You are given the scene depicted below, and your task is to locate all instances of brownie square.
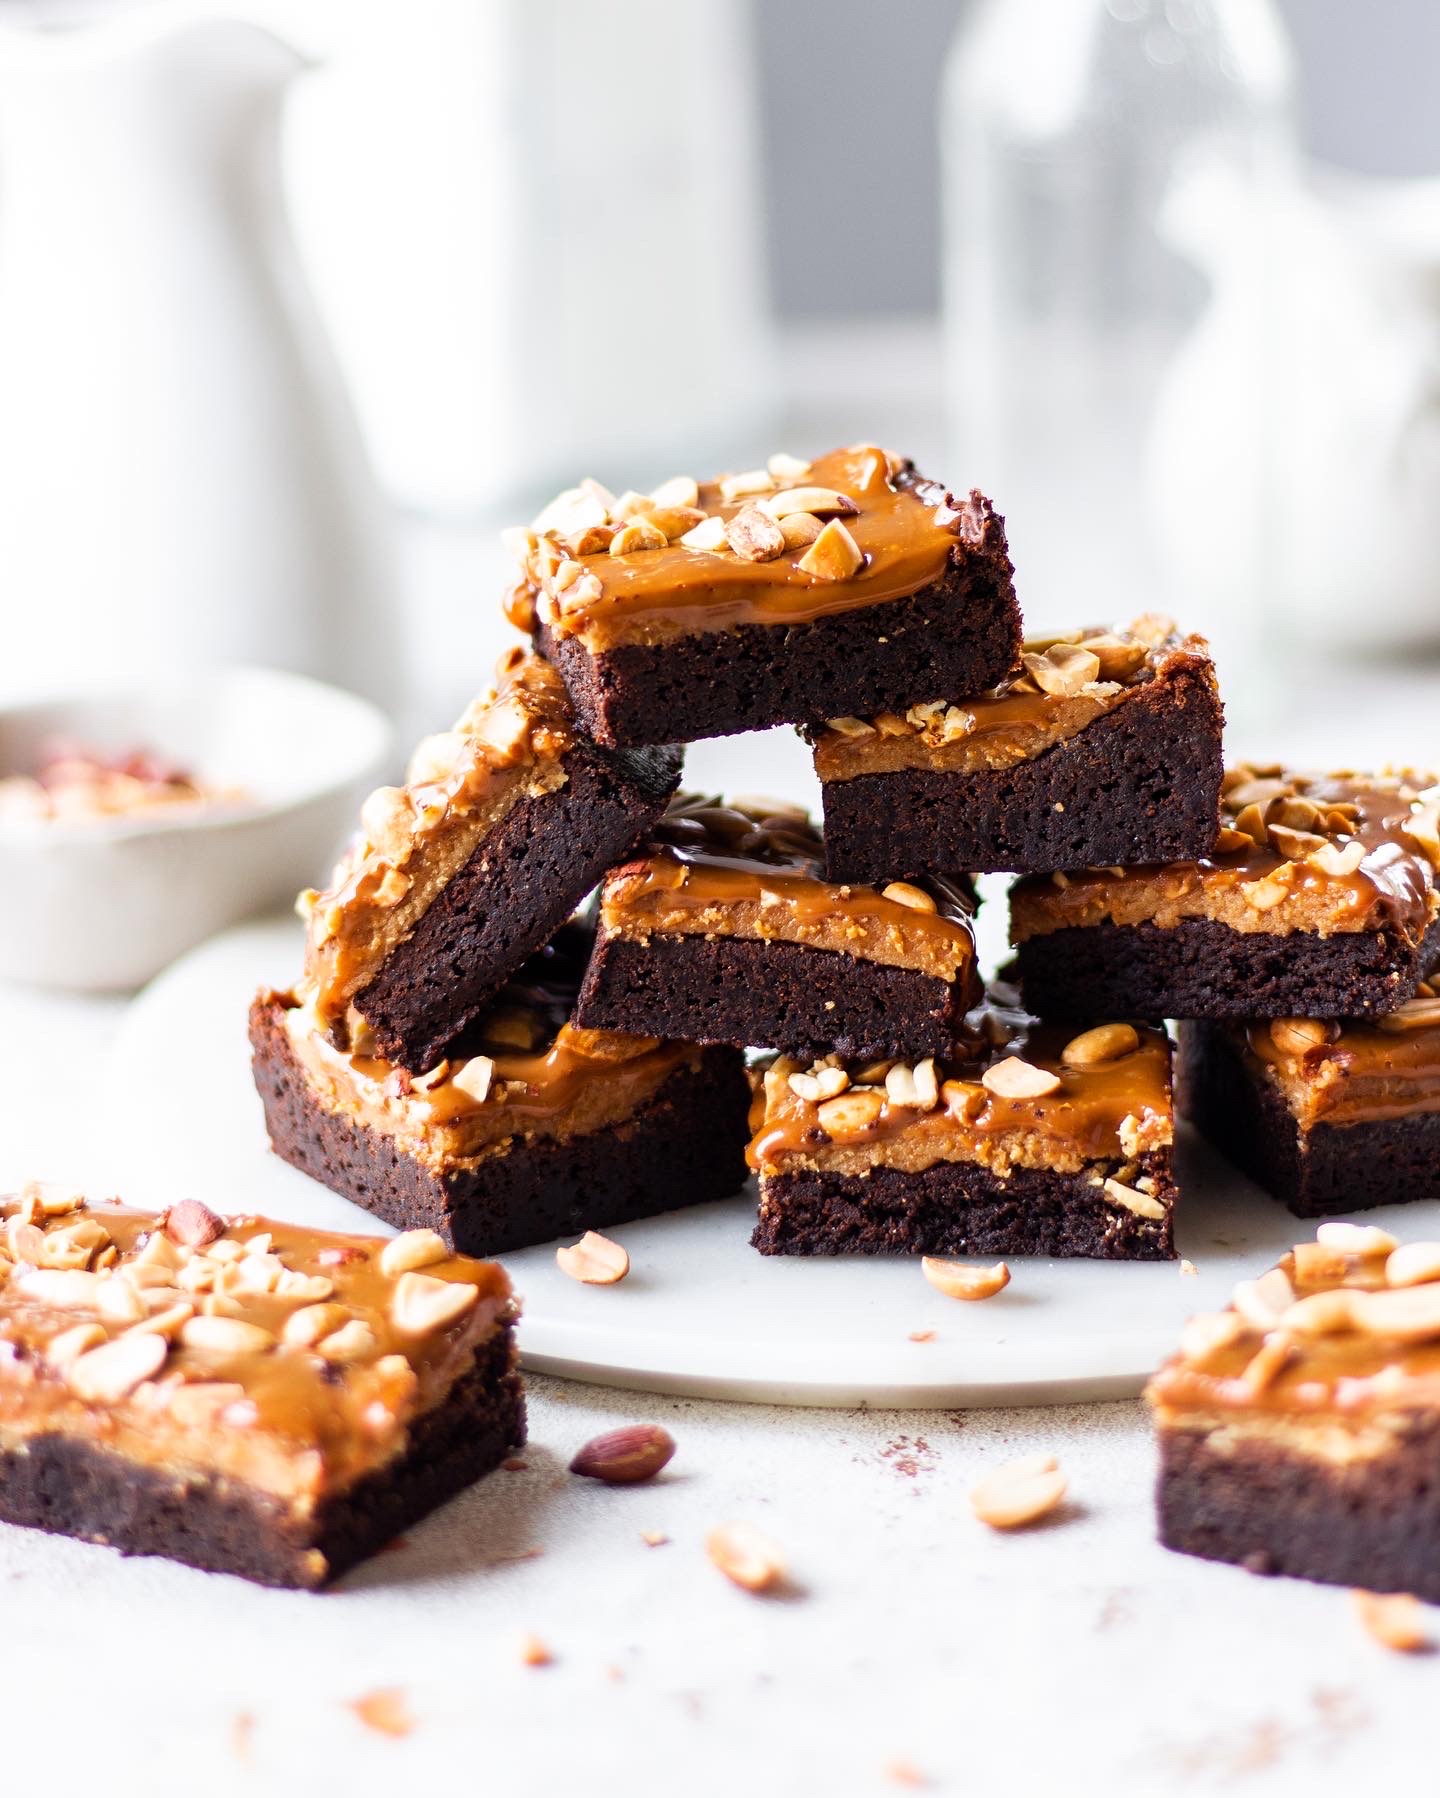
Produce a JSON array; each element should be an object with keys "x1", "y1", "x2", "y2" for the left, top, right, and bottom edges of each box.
[
  {"x1": 813, "y1": 619, "x2": 1223, "y2": 880},
  {"x1": 251, "y1": 925, "x2": 752, "y2": 1257},
  {"x1": 573, "y1": 796, "x2": 979, "y2": 1060},
  {"x1": 300, "y1": 649, "x2": 682, "y2": 1073},
  {"x1": 1148, "y1": 1223, "x2": 1440, "y2": 1599},
  {"x1": 0, "y1": 1187, "x2": 523, "y2": 1588},
  {"x1": 1011, "y1": 767, "x2": 1440, "y2": 1020},
  {"x1": 1177, "y1": 998, "x2": 1440, "y2": 1216},
  {"x1": 504, "y1": 446, "x2": 1021, "y2": 747},
  {"x1": 748, "y1": 994, "x2": 1177, "y2": 1260}
]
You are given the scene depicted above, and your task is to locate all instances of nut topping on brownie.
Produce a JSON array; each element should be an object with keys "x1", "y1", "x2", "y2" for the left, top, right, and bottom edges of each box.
[
  {"x1": 502, "y1": 445, "x2": 994, "y2": 652},
  {"x1": 1013, "y1": 766, "x2": 1440, "y2": 942},
  {"x1": 274, "y1": 926, "x2": 706, "y2": 1171},
  {"x1": 0, "y1": 1188, "x2": 514, "y2": 1507},
  {"x1": 748, "y1": 997, "x2": 1172, "y2": 1184},
  {"x1": 300, "y1": 649, "x2": 577, "y2": 1037},
  {"x1": 812, "y1": 616, "x2": 1206, "y2": 781}
]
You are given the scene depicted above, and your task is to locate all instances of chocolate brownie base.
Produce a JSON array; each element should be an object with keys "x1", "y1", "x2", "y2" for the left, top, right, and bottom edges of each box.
[
  {"x1": 251, "y1": 999, "x2": 751, "y2": 1256},
  {"x1": 1014, "y1": 916, "x2": 1440, "y2": 1023},
  {"x1": 537, "y1": 558, "x2": 1022, "y2": 749},
  {"x1": 354, "y1": 739, "x2": 682, "y2": 1072},
  {"x1": 819, "y1": 661, "x2": 1223, "y2": 881},
  {"x1": 0, "y1": 1329, "x2": 524, "y2": 1589},
  {"x1": 574, "y1": 928, "x2": 973, "y2": 1060},
  {"x1": 752, "y1": 1155, "x2": 1176, "y2": 1259},
  {"x1": 1177, "y1": 1018, "x2": 1440, "y2": 1216},
  {"x1": 1157, "y1": 1418, "x2": 1440, "y2": 1600}
]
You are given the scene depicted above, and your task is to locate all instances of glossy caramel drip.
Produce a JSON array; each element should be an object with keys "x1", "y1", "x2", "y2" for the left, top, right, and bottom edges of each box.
[
  {"x1": 1147, "y1": 1237, "x2": 1440, "y2": 1419},
  {"x1": 811, "y1": 620, "x2": 1211, "y2": 781},
  {"x1": 1240, "y1": 1010, "x2": 1440, "y2": 1128},
  {"x1": 302, "y1": 650, "x2": 576, "y2": 1034},
  {"x1": 0, "y1": 1196, "x2": 512, "y2": 1502},
  {"x1": 1011, "y1": 769, "x2": 1440, "y2": 942},
  {"x1": 601, "y1": 795, "x2": 976, "y2": 976},
  {"x1": 748, "y1": 992, "x2": 1172, "y2": 1175},
  {"x1": 509, "y1": 446, "x2": 992, "y2": 651}
]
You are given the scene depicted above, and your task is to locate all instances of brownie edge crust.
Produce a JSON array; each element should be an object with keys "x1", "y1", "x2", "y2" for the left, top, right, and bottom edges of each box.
[
  {"x1": 752, "y1": 1157, "x2": 1177, "y2": 1261},
  {"x1": 0, "y1": 1327, "x2": 525, "y2": 1589},
  {"x1": 250, "y1": 998, "x2": 752, "y2": 1257},
  {"x1": 538, "y1": 561, "x2": 1022, "y2": 749},
  {"x1": 1156, "y1": 1418, "x2": 1440, "y2": 1601}
]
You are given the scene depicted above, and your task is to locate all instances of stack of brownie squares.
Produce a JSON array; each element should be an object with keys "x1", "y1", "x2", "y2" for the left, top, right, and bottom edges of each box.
[{"x1": 251, "y1": 439, "x2": 1440, "y2": 1266}]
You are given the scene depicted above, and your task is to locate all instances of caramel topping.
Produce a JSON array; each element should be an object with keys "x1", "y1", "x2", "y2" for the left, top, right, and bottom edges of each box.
[
  {"x1": 812, "y1": 618, "x2": 1211, "y2": 782},
  {"x1": 277, "y1": 925, "x2": 701, "y2": 1169},
  {"x1": 747, "y1": 989, "x2": 1173, "y2": 1181},
  {"x1": 1147, "y1": 1227, "x2": 1440, "y2": 1422},
  {"x1": 0, "y1": 1190, "x2": 512, "y2": 1506},
  {"x1": 504, "y1": 447, "x2": 1000, "y2": 653},
  {"x1": 301, "y1": 651, "x2": 575, "y2": 1035},
  {"x1": 1011, "y1": 767, "x2": 1440, "y2": 944},
  {"x1": 1232, "y1": 1002, "x2": 1440, "y2": 1129},
  {"x1": 600, "y1": 795, "x2": 977, "y2": 983}
]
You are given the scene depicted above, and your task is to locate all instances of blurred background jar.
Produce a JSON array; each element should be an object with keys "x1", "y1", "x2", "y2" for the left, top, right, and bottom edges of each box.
[{"x1": 940, "y1": 0, "x2": 1297, "y2": 704}]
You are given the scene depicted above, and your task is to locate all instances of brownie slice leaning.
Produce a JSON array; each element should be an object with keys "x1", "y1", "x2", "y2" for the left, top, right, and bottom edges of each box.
[
  {"x1": 252, "y1": 923, "x2": 752, "y2": 1258},
  {"x1": 300, "y1": 648, "x2": 681, "y2": 1073},
  {"x1": 1148, "y1": 1221, "x2": 1440, "y2": 1600},
  {"x1": 1178, "y1": 989, "x2": 1440, "y2": 1216},
  {"x1": 502, "y1": 444, "x2": 1022, "y2": 747},
  {"x1": 1011, "y1": 766, "x2": 1440, "y2": 1020},
  {"x1": 749, "y1": 990, "x2": 1177, "y2": 1260},
  {"x1": 574, "y1": 795, "x2": 980, "y2": 1061},
  {"x1": 813, "y1": 616, "x2": 1223, "y2": 880},
  {"x1": 0, "y1": 1186, "x2": 523, "y2": 1589}
]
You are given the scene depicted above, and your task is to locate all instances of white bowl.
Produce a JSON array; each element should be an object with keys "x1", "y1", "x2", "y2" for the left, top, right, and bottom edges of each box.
[{"x1": 0, "y1": 667, "x2": 392, "y2": 991}]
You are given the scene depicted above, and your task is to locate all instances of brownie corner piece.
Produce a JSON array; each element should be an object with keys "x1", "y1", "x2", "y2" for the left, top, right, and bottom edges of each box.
[
  {"x1": 509, "y1": 445, "x2": 1020, "y2": 746},
  {"x1": 748, "y1": 1004, "x2": 1178, "y2": 1260},
  {"x1": 1147, "y1": 1224, "x2": 1440, "y2": 1600},
  {"x1": 1178, "y1": 1005, "x2": 1440, "y2": 1217},
  {"x1": 0, "y1": 1189, "x2": 523, "y2": 1588},
  {"x1": 816, "y1": 619, "x2": 1223, "y2": 879},
  {"x1": 1011, "y1": 767, "x2": 1440, "y2": 1020},
  {"x1": 302, "y1": 648, "x2": 682, "y2": 1073}
]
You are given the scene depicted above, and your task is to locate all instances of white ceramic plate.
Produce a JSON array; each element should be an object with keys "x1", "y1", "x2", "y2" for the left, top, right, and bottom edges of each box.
[{"x1": 101, "y1": 917, "x2": 1440, "y2": 1408}]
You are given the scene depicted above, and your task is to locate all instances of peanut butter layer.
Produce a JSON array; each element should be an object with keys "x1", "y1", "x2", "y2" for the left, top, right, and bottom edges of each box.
[
  {"x1": 813, "y1": 617, "x2": 1211, "y2": 781},
  {"x1": 1147, "y1": 1224, "x2": 1440, "y2": 1441},
  {"x1": 1228, "y1": 992, "x2": 1440, "y2": 1130},
  {"x1": 747, "y1": 996, "x2": 1172, "y2": 1186},
  {"x1": 301, "y1": 650, "x2": 575, "y2": 1036},
  {"x1": 502, "y1": 446, "x2": 988, "y2": 654},
  {"x1": 1011, "y1": 767, "x2": 1440, "y2": 944},
  {"x1": 0, "y1": 1187, "x2": 512, "y2": 1508},
  {"x1": 277, "y1": 927, "x2": 699, "y2": 1172},
  {"x1": 599, "y1": 795, "x2": 977, "y2": 983}
]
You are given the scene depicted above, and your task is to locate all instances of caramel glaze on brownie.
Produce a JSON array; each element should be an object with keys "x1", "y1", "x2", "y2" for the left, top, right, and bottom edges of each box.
[
  {"x1": 0, "y1": 1187, "x2": 519, "y2": 1584},
  {"x1": 504, "y1": 446, "x2": 992, "y2": 653},
  {"x1": 811, "y1": 616, "x2": 1213, "y2": 781},
  {"x1": 1011, "y1": 766, "x2": 1440, "y2": 948},
  {"x1": 1148, "y1": 1225, "x2": 1440, "y2": 1596},
  {"x1": 273, "y1": 926, "x2": 707, "y2": 1175},
  {"x1": 301, "y1": 649, "x2": 577, "y2": 1037},
  {"x1": 593, "y1": 795, "x2": 978, "y2": 984}
]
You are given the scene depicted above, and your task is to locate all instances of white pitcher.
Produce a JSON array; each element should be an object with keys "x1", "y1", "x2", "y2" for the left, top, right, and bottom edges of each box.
[
  {"x1": 0, "y1": 7, "x2": 399, "y2": 706},
  {"x1": 1147, "y1": 161, "x2": 1440, "y2": 657}
]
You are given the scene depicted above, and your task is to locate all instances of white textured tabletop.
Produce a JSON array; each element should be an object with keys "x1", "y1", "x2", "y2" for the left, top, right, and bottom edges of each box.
[{"x1": 1, "y1": 974, "x2": 1436, "y2": 1798}]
